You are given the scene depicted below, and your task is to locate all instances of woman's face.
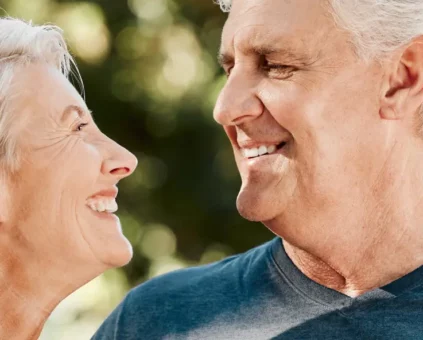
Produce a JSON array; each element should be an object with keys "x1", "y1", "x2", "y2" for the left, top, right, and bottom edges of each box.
[{"x1": 5, "y1": 62, "x2": 137, "y2": 272}]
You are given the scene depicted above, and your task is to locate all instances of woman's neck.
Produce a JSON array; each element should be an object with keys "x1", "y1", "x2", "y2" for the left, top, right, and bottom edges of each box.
[
  {"x1": 0, "y1": 286, "x2": 47, "y2": 340},
  {"x1": 0, "y1": 233, "x2": 100, "y2": 339},
  {"x1": 0, "y1": 258, "x2": 53, "y2": 339}
]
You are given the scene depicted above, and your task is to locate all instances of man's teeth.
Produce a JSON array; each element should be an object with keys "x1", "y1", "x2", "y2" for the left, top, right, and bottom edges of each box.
[
  {"x1": 86, "y1": 197, "x2": 118, "y2": 213},
  {"x1": 242, "y1": 144, "x2": 277, "y2": 158}
]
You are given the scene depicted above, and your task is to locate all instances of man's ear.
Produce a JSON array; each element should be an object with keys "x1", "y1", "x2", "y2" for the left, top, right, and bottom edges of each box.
[{"x1": 380, "y1": 38, "x2": 423, "y2": 120}]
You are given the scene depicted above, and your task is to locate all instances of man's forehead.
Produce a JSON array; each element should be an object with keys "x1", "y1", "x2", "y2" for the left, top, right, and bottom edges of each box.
[
  {"x1": 228, "y1": 0, "x2": 328, "y2": 17},
  {"x1": 220, "y1": 26, "x2": 300, "y2": 53},
  {"x1": 219, "y1": 23, "x2": 318, "y2": 66},
  {"x1": 221, "y1": 0, "x2": 332, "y2": 54}
]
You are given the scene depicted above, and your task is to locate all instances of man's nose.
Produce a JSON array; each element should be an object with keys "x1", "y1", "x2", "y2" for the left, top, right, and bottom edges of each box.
[
  {"x1": 101, "y1": 137, "x2": 138, "y2": 181},
  {"x1": 213, "y1": 69, "x2": 264, "y2": 126}
]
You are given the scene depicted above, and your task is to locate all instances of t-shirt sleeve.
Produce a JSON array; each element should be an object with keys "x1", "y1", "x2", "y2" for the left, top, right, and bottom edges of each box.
[
  {"x1": 90, "y1": 255, "x2": 244, "y2": 340},
  {"x1": 91, "y1": 290, "x2": 134, "y2": 340}
]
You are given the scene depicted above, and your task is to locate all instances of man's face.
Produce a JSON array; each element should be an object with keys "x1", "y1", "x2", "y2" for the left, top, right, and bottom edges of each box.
[{"x1": 214, "y1": 0, "x2": 391, "y2": 233}]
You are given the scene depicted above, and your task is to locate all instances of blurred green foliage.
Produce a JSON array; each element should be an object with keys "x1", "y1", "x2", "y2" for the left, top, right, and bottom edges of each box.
[{"x1": 0, "y1": 0, "x2": 274, "y2": 337}]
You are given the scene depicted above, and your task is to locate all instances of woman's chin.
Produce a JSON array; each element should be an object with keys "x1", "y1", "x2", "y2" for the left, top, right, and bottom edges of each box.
[
  {"x1": 100, "y1": 238, "x2": 133, "y2": 268},
  {"x1": 83, "y1": 214, "x2": 134, "y2": 268}
]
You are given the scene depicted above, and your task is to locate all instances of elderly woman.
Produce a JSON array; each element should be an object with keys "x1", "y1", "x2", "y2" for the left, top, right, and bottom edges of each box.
[{"x1": 0, "y1": 18, "x2": 137, "y2": 339}]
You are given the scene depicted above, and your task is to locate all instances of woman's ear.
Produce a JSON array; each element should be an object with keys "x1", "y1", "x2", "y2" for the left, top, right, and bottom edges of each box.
[{"x1": 380, "y1": 38, "x2": 423, "y2": 120}]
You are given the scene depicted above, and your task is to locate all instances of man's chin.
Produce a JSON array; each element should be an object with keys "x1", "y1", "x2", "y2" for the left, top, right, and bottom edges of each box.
[{"x1": 236, "y1": 189, "x2": 279, "y2": 222}]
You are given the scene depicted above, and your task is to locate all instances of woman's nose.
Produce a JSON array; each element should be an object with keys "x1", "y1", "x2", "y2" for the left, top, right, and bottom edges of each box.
[{"x1": 101, "y1": 138, "x2": 138, "y2": 181}]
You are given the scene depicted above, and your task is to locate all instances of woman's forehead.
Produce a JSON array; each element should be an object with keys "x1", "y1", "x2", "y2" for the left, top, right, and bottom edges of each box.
[{"x1": 11, "y1": 62, "x2": 86, "y2": 120}]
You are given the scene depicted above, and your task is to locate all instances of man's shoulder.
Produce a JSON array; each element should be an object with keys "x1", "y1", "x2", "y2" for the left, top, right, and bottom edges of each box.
[
  {"x1": 128, "y1": 238, "x2": 274, "y2": 305},
  {"x1": 92, "y1": 239, "x2": 277, "y2": 339}
]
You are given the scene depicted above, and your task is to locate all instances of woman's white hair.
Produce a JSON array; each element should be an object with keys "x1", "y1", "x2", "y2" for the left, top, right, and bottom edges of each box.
[
  {"x1": 214, "y1": 0, "x2": 423, "y2": 61},
  {"x1": 0, "y1": 17, "x2": 82, "y2": 172}
]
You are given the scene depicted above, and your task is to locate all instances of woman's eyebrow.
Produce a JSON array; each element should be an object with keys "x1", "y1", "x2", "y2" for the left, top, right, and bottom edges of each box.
[{"x1": 60, "y1": 104, "x2": 92, "y2": 122}]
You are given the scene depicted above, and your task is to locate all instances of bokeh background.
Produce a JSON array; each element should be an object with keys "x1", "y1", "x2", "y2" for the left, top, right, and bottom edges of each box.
[{"x1": 0, "y1": 0, "x2": 274, "y2": 338}]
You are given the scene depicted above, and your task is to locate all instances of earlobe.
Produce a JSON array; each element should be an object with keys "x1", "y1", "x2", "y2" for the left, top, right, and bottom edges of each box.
[{"x1": 379, "y1": 103, "x2": 399, "y2": 120}]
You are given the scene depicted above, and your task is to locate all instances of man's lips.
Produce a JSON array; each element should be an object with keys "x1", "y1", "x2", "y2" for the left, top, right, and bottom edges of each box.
[
  {"x1": 237, "y1": 140, "x2": 287, "y2": 149},
  {"x1": 224, "y1": 125, "x2": 291, "y2": 159},
  {"x1": 239, "y1": 142, "x2": 287, "y2": 158}
]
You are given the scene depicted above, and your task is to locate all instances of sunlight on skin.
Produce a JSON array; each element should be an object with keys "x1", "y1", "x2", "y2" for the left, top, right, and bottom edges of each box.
[
  {"x1": 214, "y1": 0, "x2": 423, "y2": 296},
  {"x1": 0, "y1": 62, "x2": 137, "y2": 339}
]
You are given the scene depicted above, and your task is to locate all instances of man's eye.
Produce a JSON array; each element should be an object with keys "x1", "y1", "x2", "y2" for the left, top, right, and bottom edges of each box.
[{"x1": 262, "y1": 62, "x2": 296, "y2": 79}]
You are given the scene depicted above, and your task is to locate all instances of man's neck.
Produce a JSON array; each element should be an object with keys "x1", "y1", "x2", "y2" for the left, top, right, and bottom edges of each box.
[
  {"x1": 279, "y1": 191, "x2": 423, "y2": 297},
  {"x1": 283, "y1": 236, "x2": 423, "y2": 297},
  {"x1": 271, "y1": 143, "x2": 423, "y2": 297}
]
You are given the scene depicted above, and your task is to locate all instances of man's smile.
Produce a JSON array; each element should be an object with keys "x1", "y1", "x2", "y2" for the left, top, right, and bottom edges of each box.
[{"x1": 240, "y1": 142, "x2": 287, "y2": 159}]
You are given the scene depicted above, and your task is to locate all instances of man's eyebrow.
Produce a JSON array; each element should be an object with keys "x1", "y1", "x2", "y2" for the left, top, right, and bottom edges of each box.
[
  {"x1": 217, "y1": 44, "x2": 312, "y2": 67},
  {"x1": 253, "y1": 45, "x2": 296, "y2": 58},
  {"x1": 61, "y1": 104, "x2": 92, "y2": 122}
]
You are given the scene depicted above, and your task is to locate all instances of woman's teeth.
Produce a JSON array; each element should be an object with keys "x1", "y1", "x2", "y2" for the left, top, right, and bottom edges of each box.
[{"x1": 86, "y1": 197, "x2": 118, "y2": 213}]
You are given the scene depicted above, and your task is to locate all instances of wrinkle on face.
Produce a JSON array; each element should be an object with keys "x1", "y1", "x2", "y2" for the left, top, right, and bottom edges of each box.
[
  {"x1": 74, "y1": 203, "x2": 101, "y2": 266},
  {"x1": 4, "y1": 63, "x2": 101, "y2": 254},
  {"x1": 218, "y1": 0, "x2": 385, "y2": 226},
  {"x1": 225, "y1": 0, "x2": 340, "y2": 60},
  {"x1": 218, "y1": 0, "x2": 423, "y2": 295}
]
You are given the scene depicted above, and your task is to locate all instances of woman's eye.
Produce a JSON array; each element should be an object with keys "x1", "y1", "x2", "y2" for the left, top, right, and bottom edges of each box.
[{"x1": 76, "y1": 123, "x2": 89, "y2": 131}]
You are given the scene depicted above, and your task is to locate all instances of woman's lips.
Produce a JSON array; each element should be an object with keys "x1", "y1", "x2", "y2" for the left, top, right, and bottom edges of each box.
[
  {"x1": 88, "y1": 188, "x2": 118, "y2": 200},
  {"x1": 86, "y1": 186, "x2": 119, "y2": 213},
  {"x1": 86, "y1": 196, "x2": 118, "y2": 213},
  {"x1": 86, "y1": 206, "x2": 119, "y2": 222}
]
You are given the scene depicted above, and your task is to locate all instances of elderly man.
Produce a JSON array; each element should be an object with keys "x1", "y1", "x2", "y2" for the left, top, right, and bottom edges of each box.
[{"x1": 93, "y1": 0, "x2": 423, "y2": 339}]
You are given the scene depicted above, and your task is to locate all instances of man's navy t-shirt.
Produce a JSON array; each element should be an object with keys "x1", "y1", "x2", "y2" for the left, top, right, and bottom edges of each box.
[{"x1": 93, "y1": 238, "x2": 423, "y2": 339}]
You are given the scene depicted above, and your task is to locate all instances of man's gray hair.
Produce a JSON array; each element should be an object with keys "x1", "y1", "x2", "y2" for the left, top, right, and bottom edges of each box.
[
  {"x1": 214, "y1": 0, "x2": 423, "y2": 61},
  {"x1": 0, "y1": 18, "x2": 81, "y2": 172}
]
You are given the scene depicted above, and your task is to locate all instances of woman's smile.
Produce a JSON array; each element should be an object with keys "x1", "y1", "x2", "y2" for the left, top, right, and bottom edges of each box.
[{"x1": 0, "y1": 18, "x2": 138, "y2": 339}]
